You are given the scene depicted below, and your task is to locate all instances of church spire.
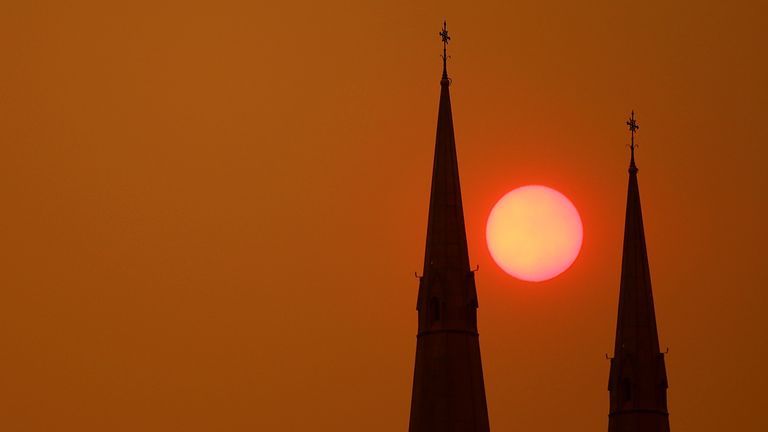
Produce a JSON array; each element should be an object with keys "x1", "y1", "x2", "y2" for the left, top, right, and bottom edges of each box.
[
  {"x1": 608, "y1": 112, "x2": 671, "y2": 432},
  {"x1": 408, "y1": 25, "x2": 490, "y2": 432}
]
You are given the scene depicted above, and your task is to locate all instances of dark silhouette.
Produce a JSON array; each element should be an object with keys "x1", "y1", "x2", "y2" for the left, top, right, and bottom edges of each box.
[
  {"x1": 408, "y1": 23, "x2": 491, "y2": 432},
  {"x1": 607, "y1": 112, "x2": 671, "y2": 432}
]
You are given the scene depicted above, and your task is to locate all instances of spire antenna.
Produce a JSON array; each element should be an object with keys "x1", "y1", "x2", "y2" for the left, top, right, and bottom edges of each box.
[
  {"x1": 439, "y1": 21, "x2": 451, "y2": 80},
  {"x1": 626, "y1": 111, "x2": 639, "y2": 171}
]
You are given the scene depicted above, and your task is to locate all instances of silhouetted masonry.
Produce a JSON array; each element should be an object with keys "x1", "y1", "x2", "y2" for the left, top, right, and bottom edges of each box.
[
  {"x1": 608, "y1": 113, "x2": 671, "y2": 432},
  {"x1": 408, "y1": 23, "x2": 491, "y2": 432}
]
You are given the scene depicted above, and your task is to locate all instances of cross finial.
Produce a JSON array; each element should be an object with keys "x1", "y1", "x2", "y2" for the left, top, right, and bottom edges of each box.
[
  {"x1": 626, "y1": 111, "x2": 639, "y2": 171},
  {"x1": 440, "y1": 21, "x2": 451, "y2": 79}
]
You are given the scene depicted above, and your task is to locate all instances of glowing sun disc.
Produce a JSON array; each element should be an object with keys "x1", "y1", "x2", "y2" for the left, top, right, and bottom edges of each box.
[{"x1": 486, "y1": 185, "x2": 583, "y2": 282}]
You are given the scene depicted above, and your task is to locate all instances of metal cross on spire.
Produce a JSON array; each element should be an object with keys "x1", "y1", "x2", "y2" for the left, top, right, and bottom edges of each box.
[
  {"x1": 440, "y1": 21, "x2": 450, "y2": 79},
  {"x1": 626, "y1": 111, "x2": 639, "y2": 170}
]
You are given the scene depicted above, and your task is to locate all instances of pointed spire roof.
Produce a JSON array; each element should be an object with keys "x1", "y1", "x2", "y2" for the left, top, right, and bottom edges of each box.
[
  {"x1": 614, "y1": 111, "x2": 661, "y2": 356},
  {"x1": 422, "y1": 21, "x2": 470, "y2": 275}
]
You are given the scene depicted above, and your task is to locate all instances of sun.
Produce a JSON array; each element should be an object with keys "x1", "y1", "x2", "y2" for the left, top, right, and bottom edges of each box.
[{"x1": 486, "y1": 185, "x2": 583, "y2": 282}]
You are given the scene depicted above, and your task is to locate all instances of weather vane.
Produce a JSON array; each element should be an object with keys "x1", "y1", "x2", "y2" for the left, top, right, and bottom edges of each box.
[
  {"x1": 440, "y1": 21, "x2": 451, "y2": 57},
  {"x1": 626, "y1": 111, "x2": 639, "y2": 167},
  {"x1": 440, "y1": 21, "x2": 450, "y2": 78}
]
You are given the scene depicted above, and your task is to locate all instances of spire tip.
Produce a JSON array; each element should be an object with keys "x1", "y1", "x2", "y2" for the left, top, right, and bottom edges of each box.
[
  {"x1": 626, "y1": 111, "x2": 639, "y2": 172},
  {"x1": 439, "y1": 21, "x2": 451, "y2": 83}
]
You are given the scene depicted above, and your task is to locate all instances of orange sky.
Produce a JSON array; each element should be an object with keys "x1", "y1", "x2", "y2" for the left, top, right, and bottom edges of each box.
[{"x1": 1, "y1": 1, "x2": 767, "y2": 431}]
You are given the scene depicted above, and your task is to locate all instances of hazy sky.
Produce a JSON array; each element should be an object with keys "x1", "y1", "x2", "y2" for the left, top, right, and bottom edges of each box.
[{"x1": 1, "y1": 1, "x2": 767, "y2": 431}]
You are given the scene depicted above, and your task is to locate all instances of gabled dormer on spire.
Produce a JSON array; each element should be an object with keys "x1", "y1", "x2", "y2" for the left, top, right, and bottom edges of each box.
[
  {"x1": 608, "y1": 112, "x2": 671, "y2": 432},
  {"x1": 408, "y1": 24, "x2": 490, "y2": 432}
]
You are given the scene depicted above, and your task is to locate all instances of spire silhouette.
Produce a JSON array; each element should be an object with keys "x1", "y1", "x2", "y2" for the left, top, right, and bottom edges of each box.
[
  {"x1": 408, "y1": 25, "x2": 490, "y2": 432},
  {"x1": 608, "y1": 112, "x2": 670, "y2": 432},
  {"x1": 421, "y1": 22, "x2": 466, "y2": 276}
]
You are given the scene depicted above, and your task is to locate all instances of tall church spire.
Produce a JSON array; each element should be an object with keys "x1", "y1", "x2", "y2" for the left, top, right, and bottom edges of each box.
[
  {"x1": 408, "y1": 25, "x2": 490, "y2": 432},
  {"x1": 608, "y1": 112, "x2": 671, "y2": 432}
]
